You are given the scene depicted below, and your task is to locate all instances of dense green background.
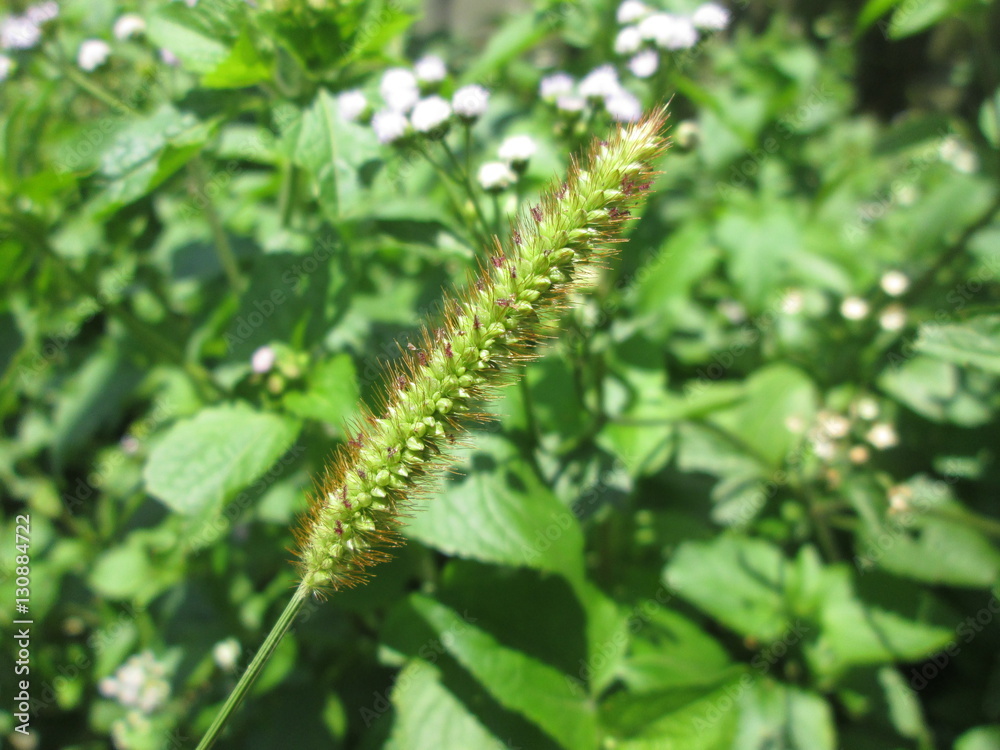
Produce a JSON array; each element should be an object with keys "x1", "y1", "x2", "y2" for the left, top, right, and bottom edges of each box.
[{"x1": 2, "y1": 0, "x2": 1000, "y2": 748}]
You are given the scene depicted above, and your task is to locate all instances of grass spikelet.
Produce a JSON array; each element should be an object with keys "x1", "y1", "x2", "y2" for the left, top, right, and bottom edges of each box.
[{"x1": 296, "y1": 108, "x2": 670, "y2": 594}]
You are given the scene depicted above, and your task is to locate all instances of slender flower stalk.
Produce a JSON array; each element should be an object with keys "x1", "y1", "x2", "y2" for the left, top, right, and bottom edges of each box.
[
  {"x1": 296, "y1": 108, "x2": 669, "y2": 593},
  {"x1": 195, "y1": 109, "x2": 669, "y2": 750}
]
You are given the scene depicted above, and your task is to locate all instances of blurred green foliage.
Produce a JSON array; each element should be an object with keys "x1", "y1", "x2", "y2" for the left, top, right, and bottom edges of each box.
[{"x1": 1, "y1": 0, "x2": 999, "y2": 748}]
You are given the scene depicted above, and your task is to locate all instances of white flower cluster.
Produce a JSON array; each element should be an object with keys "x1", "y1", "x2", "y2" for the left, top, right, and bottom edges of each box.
[
  {"x1": 478, "y1": 134, "x2": 539, "y2": 191},
  {"x1": 337, "y1": 56, "x2": 492, "y2": 146},
  {"x1": 113, "y1": 14, "x2": 147, "y2": 41},
  {"x1": 800, "y1": 400, "x2": 899, "y2": 465},
  {"x1": 613, "y1": 1, "x2": 730, "y2": 79},
  {"x1": 99, "y1": 651, "x2": 171, "y2": 714},
  {"x1": 538, "y1": 66, "x2": 642, "y2": 123},
  {"x1": 839, "y1": 271, "x2": 910, "y2": 332},
  {"x1": 0, "y1": 1, "x2": 58, "y2": 52},
  {"x1": 78, "y1": 39, "x2": 111, "y2": 72}
]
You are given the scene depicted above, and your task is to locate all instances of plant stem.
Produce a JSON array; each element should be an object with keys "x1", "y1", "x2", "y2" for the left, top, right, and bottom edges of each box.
[
  {"x1": 190, "y1": 158, "x2": 245, "y2": 294},
  {"x1": 440, "y1": 139, "x2": 493, "y2": 244},
  {"x1": 48, "y1": 50, "x2": 131, "y2": 113},
  {"x1": 195, "y1": 583, "x2": 311, "y2": 750},
  {"x1": 414, "y1": 142, "x2": 489, "y2": 248}
]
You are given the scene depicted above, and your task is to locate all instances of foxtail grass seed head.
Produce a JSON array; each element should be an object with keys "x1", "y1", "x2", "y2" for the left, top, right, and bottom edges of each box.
[{"x1": 296, "y1": 109, "x2": 670, "y2": 594}]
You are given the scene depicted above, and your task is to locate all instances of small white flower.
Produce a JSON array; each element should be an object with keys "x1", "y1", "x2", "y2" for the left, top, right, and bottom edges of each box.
[
  {"x1": 101, "y1": 652, "x2": 171, "y2": 715},
  {"x1": 718, "y1": 298, "x2": 746, "y2": 324},
  {"x1": 896, "y1": 183, "x2": 918, "y2": 206},
  {"x1": 556, "y1": 94, "x2": 587, "y2": 113},
  {"x1": 628, "y1": 49, "x2": 658, "y2": 78},
  {"x1": 692, "y1": 2, "x2": 730, "y2": 31},
  {"x1": 120, "y1": 435, "x2": 140, "y2": 455},
  {"x1": 159, "y1": 48, "x2": 179, "y2": 66},
  {"x1": 811, "y1": 438, "x2": 836, "y2": 460},
  {"x1": 539, "y1": 72, "x2": 574, "y2": 100},
  {"x1": 452, "y1": 84, "x2": 489, "y2": 120},
  {"x1": 888, "y1": 484, "x2": 912, "y2": 512},
  {"x1": 380, "y1": 67, "x2": 419, "y2": 112},
  {"x1": 848, "y1": 445, "x2": 870, "y2": 464},
  {"x1": 498, "y1": 135, "x2": 537, "y2": 166},
  {"x1": 617, "y1": 0, "x2": 651, "y2": 24},
  {"x1": 866, "y1": 422, "x2": 898, "y2": 449},
  {"x1": 878, "y1": 303, "x2": 907, "y2": 332},
  {"x1": 674, "y1": 119, "x2": 700, "y2": 148},
  {"x1": 939, "y1": 135, "x2": 978, "y2": 174},
  {"x1": 880, "y1": 270, "x2": 909, "y2": 297},
  {"x1": 0, "y1": 54, "x2": 13, "y2": 81},
  {"x1": 410, "y1": 95, "x2": 451, "y2": 133},
  {"x1": 212, "y1": 638, "x2": 241, "y2": 672},
  {"x1": 77, "y1": 39, "x2": 111, "y2": 71},
  {"x1": 784, "y1": 415, "x2": 805, "y2": 434},
  {"x1": 840, "y1": 296, "x2": 869, "y2": 321},
  {"x1": 614, "y1": 26, "x2": 643, "y2": 55},
  {"x1": 414, "y1": 54, "x2": 446, "y2": 84},
  {"x1": 819, "y1": 411, "x2": 850, "y2": 439},
  {"x1": 1, "y1": 16, "x2": 42, "y2": 50},
  {"x1": 639, "y1": 12, "x2": 699, "y2": 50},
  {"x1": 854, "y1": 397, "x2": 879, "y2": 420},
  {"x1": 780, "y1": 288, "x2": 803, "y2": 315},
  {"x1": 26, "y1": 2, "x2": 58, "y2": 25},
  {"x1": 251, "y1": 345, "x2": 276, "y2": 374},
  {"x1": 337, "y1": 89, "x2": 368, "y2": 122},
  {"x1": 579, "y1": 65, "x2": 621, "y2": 100},
  {"x1": 372, "y1": 109, "x2": 409, "y2": 144},
  {"x1": 477, "y1": 161, "x2": 516, "y2": 192},
  {"x1": 113, "y1": 13, "x2": 146, "y2": 40},
  {"x1": 605, "y1": 89, "x2": 642, "y2": 122}
]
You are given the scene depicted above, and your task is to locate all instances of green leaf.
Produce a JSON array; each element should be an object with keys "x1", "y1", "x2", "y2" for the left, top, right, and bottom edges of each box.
[
  {"x1": 620, "y1": 607, "x2": 733, "y2": 692},
  {"x1": 463, "y1": 10, "x2": 559, "y2": 83},
  {"x1": 879, "y1": 354, "x2": 995, "y2": 427},
  {"x1": 737, "y1": 681, "x2": 837, "y2": 750},
  {"x1": 807, "y1": 568, "x2": 953, "y2": 677},
  {"x1": 201, "y1": 27, "x2": 272, "y2": 89},
  {"x1": 956, "y1": 726, "x2": 1000, "y2": 750},
  {"x1": 144, "y1": 402, "x2": 301, "y2": 516},
  {"x1": 89, "y1": 105, "x2": 214, "y2": 217},
  {"x1": 49, "y1": 346, "x2": 142, "y2": 470},
  {"x1": 715, "y1": 210, "x2": 800, "y2": 309},
  {"x1": 709, "y1": 363, "x2": 818, "y2": 467},
  {"x1": 146, "y1": 1, "x2": 234, "y2": 74},
  {"x1": 887, "y1": 0, "x2": 953, "y2": 38},
  {"x1": 409, "y1": 594, "x2": 599, "y2": 750},
  {"x1": 878, "y1": 666, "x2": 932, "y2": 743},
  {"x1": 915, "y1": 315, "x2": 1000, "y2": 374},
  {"x1": 599, "y1": 678, "x2": 743, "y2": 749},
  {"x1": 386, "y1": 661, "x2": 508, "y2": 750},
  {"x1": 855, "y1": 0, "x2": 904, "y2": 32},
  {"x1": 89, "y1": 539, "x2": 156, "y2": 600},
  {"x1": 859, "y1": 507, "x2": 1000, "y2": 587},
  {"x1": 285, "y1": 89, "x2": 381, "y2": 221},
  {"x1": 403, "y1": 434, "x2": 585, "y2": 582},
  {"x1": 282, "y1": 354, "x2": 359, "y2": 427},
  {"x1": 665, "y1": 536, "x2": 794, "y2": 642}
]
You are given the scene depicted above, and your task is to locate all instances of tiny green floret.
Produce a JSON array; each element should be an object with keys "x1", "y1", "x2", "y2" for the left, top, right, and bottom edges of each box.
[{"x1": 295, "y1": 108, "x2": 670, "y2": 594}]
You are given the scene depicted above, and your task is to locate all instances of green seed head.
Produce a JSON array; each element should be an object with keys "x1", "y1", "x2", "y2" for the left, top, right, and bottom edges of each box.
[{"x1": 296, "y1": 108, "x2": 670, "y2": 593}]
